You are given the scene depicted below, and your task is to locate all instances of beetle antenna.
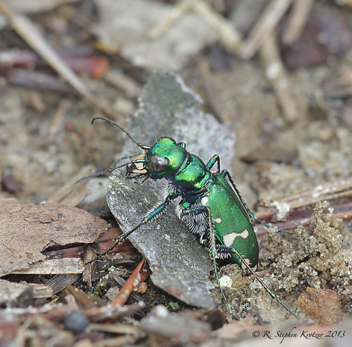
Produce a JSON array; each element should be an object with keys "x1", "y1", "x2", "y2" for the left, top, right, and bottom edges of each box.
[
  {"x1": 75, "y1": 162, "x2": 133, "y2": 184},
  {"x1": 92, "y1": 117, "x2": 150, "y2": 150},
  {"x1": 75, "y1": 168, "x2": 111, "y2": 184}
]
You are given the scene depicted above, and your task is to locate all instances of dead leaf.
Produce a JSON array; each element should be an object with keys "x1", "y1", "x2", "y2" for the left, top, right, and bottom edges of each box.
[
  {"x1": 0, "y1": 279, "x2": 33, "y2": 307},
  {"x1": 0, "y1": 197, "x2": 107, "y2": 277},
  {"x1": 12, "y1": 258, "x2": 84, "y2": 275}
]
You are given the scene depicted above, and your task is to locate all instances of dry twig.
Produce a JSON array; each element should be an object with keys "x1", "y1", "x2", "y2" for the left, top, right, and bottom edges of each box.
[
  {"x1": 239, "y1": 0, "x2": 293, "y2": 59},
  {"x1": 282, "y1": 0, "x2": 315, "y2": 45},
  {"x1": 44, "y1": 100, "x2": 70, "y2": 145},
  {"x1": 262, "y1": 177, "x2": 352, "y2": 210},
  {"x1": 259, "y1": 31, "x2": 300, "y2": 122},
  {"x1": 149, "y1": 0, "x2": 242, "y2": 54},
  {"x1": 0, "y1": 3, "x2": 118, "y2": 120},
  {"x1": 46, "y1": 165, "x2": 96, "y2": 205},
  {"x1": 111, "y1": 259, "x2": 151, "y2": 307}
]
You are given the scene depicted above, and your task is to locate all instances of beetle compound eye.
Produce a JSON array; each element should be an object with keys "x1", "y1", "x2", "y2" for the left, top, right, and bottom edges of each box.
[{"x1": 149, "y1": 155, "x2": 169, "y2": 173}]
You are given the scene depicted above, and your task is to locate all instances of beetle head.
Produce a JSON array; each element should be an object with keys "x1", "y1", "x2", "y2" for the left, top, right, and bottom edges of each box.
[{"x1": 128, "y1": 137, "x2": 188, "y2": 181}]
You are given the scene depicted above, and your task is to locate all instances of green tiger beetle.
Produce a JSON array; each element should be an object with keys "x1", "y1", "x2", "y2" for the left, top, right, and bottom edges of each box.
[{"x1": 85, "y1": 116, "x2": 299, "y2": 320}]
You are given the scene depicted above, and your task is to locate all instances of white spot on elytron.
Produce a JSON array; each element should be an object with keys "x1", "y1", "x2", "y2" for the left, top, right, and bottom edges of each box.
[
  {"x1": 214, "y1": 218, "x2": 222, "y2": 224},
  {"x1": 241, "y1": 259, "x2": 251, "y2": 270},
  {"x1": 201, "y1": 197, "x2": 209, "y2": 206},
  {"x1": 223, "y1": 229, "x2": 249, "y2": 247}
]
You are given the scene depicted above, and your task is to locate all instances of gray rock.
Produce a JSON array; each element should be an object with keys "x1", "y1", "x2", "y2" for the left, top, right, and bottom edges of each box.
[{"x1": 107, "y1": 71, "x2": 235, "y2": 308}]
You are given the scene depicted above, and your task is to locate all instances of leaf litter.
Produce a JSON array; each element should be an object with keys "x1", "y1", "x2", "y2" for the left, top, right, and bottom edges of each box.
[{"x1": 0, "y1": 196, "x2": 107, "y2": 277}]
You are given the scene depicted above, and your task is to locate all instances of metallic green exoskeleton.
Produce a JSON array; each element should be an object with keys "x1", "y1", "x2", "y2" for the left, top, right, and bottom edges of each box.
[
  {"x1": 85, "y1": 117, "x2": 299, "y2": 319},
  {"x1": 130, "y1": 136, "x2": 259, "y2": 269}
]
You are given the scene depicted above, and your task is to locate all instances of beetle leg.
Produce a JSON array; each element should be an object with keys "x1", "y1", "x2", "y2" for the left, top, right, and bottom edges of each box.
[
  {"x1": 181, "y1": 205, "x2": 229, "y2": 309},
  {"x1": 85, "y1": 193, "x2": 178, "y2": 265},
  {"x1": 206, "y1": 154, "x2": 221, "y2": 172},
  {"x1": 220, "y1": 170, "x2": 294, "y2": 235},
  {"x1": 75, "y1": 154, "x2": 140, "y2": 184},
  {"x1": 216, "y1": 246, "x2": 300, "y2": 319}
]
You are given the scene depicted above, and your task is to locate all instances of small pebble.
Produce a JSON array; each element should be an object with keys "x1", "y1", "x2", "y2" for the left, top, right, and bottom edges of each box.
[
  {"x1": 63, "y1": 311, "x2": 90, "y2": 334},
  {"x1": 298, "y1": 287, "x2": 343, "y2": 325},
  {"x1": 1, "y1": 168, "x2": 19, "y2": 193}
]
